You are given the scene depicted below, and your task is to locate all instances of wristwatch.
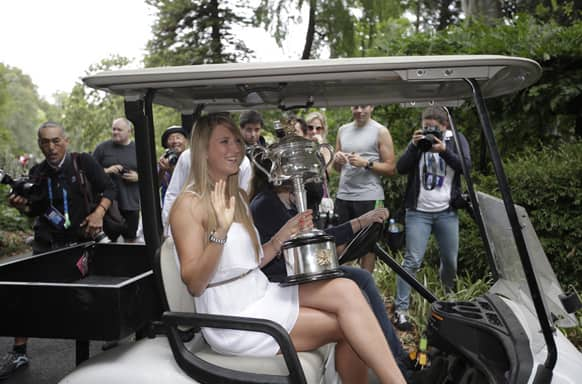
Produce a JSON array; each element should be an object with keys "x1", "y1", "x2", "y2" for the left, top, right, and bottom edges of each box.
[
  {"x1": 365, "y1": 160, "x2": 374, "y2": 170},
  {"x1": 209, "y1": 230, "x2": 227, "y2": 245}
]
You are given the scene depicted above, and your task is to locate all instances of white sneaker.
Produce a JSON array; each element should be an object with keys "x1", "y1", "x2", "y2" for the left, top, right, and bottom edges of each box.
[{"x1": 394, "y1": 311, "x2": 413, "y2": 331}]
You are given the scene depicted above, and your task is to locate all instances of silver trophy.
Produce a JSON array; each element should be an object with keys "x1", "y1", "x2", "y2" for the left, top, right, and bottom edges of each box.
[{"x1": 251, "y1": 120, "x2": 344, "y2": 285}]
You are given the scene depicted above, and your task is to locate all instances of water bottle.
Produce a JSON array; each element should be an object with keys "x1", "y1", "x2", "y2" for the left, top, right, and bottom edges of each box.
[
  {"x1": 388, "y1": 218, "x2": 400, "y2": 234},
  {"x1": 386, "y1": 218, "x2": 404, "y2": 251}
]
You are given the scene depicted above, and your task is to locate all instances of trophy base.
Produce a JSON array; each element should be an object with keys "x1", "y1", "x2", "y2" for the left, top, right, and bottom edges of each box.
[{"x1": 279, "y1": 269, "x2": 345, "y2": 286}]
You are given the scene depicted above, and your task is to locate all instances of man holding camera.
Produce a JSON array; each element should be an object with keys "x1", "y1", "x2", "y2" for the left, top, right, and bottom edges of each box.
[
  {"x1": 0, "y1": 121, "x2": 116, "y2": 379},
  {"x1": 93, "y1": 117, "x2": 140, "y2": 242},
  {"x1": 158, "y1": 125, "x2": 188, "y2": 203},
  {"x1": 393, "y1": 106, "x2": 472, "y2": 331}
]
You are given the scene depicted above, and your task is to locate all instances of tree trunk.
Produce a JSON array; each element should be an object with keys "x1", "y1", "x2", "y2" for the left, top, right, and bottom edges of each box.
[
  {"x1": 462, "y1": 0, "x2": 502, "y2": 24},
  {"x1": 301, "y1": 0, "x2": 316, "y2": 59},
  {"x1": 415, "y1": 0, "x2": 421, "y2": 33},
  {"x1": 209, "y1": 0, "x2": 223, "y2": 62}
]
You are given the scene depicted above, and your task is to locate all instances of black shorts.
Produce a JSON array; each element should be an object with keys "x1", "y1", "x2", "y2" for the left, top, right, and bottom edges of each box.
[{"x1": 334, "y1": 199, "x2": 376, "y2": 225}]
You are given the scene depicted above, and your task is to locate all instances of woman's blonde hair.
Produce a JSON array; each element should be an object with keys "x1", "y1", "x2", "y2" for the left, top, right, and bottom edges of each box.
[{"x1": 182, "y1": 114, "x2": 261, "y2": 259}]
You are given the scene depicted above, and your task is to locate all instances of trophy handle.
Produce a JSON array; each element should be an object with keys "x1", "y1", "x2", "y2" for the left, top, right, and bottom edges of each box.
[
  {"x1": 319, "y1": 143, "x2": 335, "y2": 169},
  {"x1": 249, "y1": 145, "x2": 272, "y2": 180}
]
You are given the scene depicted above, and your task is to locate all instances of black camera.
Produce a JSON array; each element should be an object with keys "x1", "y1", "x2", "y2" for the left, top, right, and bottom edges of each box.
[
  {"x1": 0, "y1": 169, "x2": 41, "y2": 200},
  {"x1": 417, "y1": 125, "x2": 443, "y2": 152},
  {"x1": 163, "y1": 149, "x2": 179, "y2": 166},
  {"x1": 274, "y1": 120, "x2": 285, "y2": 139}
]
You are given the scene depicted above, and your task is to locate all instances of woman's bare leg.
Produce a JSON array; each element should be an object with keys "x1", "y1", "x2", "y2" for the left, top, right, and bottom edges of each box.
[
  {"x1": 289, "y1": 306, "x2": 368, "y2": 383},
  {"x1": 297, "y1": 278, "x2": 405, "y2": 384}
]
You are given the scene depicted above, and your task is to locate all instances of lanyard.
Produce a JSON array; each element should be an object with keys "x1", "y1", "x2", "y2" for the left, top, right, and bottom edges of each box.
[
  {"x1": 47, "y1": 177, "x2": 71, "y2": 228},
  {"x1": 422, "y1": 153, "x2": 446, "y2": 191}
]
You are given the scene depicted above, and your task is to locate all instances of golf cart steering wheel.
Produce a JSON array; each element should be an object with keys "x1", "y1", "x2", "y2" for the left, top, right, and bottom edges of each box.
[{"x1": 338, "y1": 222, "x2": 383, "y2": 264}]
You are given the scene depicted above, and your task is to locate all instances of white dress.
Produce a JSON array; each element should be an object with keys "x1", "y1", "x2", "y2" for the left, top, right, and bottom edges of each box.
[{"x1": 193, "y1": 223, "x2": 299, "y2": 356}]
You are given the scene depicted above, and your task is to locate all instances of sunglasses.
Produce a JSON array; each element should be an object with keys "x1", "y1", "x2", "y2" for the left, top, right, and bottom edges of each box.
[{"x1": 307, "y1": 125, "x2": 323, "y2": 132}]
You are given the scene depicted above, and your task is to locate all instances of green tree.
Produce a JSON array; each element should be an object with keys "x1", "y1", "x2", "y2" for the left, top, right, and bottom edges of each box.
[
  {"x1": 367, "y1": 15, "x2": 582, "y2": 158},
  {"x1": 58, "y1": 56, "x2": 129, "y2": 152},
  {"x1": 461, "y1": 0, "x2": 503, "y2": 23},
  {"x1": 58, "y1": 55, "x2": 180, "y2": 155},
  {"x1": 402, "y1": 0, "x2": 462, "y2": 32},
  {"x1": 0, "y1": 64, "x2": 44, "y2": 156},
  {"x1": 145, "y1": 0, "x2": 253, "y2": 66},
  {"x1": 255, "y1": 0, "x2": 402, "y2": 58}
]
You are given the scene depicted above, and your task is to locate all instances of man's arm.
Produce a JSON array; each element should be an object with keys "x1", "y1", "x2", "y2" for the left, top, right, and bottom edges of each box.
[
  {"x1": 371, "y1": 126, "x2": 396, "y2": 176},
  {"x1": 331, "y1": 129, "x2": 347, "y2": 173},
  {"x1": 83, "y1": 153, "x2": 117, "y2": 203},
  {"x1": 77, "y1": 153, "x2": 116, "y2": 235}
]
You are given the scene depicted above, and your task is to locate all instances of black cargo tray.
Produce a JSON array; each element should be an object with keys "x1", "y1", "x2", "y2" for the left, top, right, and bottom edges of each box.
[{"x1": 0, "y1": 242, "x2": 156, "y2": 341}]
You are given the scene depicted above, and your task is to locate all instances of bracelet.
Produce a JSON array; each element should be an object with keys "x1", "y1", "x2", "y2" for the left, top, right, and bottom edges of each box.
[
  {"x1": 209, "y1": 230, "x2": 227, "y2": 245},
  {"x1": 98, "y1": 203, "x2": 108, "y2": 212}
]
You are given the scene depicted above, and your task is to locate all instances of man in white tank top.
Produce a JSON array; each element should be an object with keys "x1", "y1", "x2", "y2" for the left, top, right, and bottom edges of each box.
[{"x1": 331, "y1": 105, "x2": 396, "y2": 272}]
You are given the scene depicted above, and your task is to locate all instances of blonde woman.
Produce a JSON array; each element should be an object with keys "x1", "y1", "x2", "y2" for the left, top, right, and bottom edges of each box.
[
  {"x1": 170, "y1": 114, "x2": 405, "y2": 384},
  {"x1": 305, "y1": 111, "x2": 334, "y2": 213}
]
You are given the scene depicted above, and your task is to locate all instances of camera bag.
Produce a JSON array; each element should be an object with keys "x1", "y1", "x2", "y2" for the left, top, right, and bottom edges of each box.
[{"x1": 71, "y1": 153, "x2": 126, "y2": 239}]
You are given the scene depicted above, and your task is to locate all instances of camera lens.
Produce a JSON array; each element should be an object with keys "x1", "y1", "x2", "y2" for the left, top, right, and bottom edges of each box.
[
  {"x1": 164, "y1": 149, "x2": 179, "y2": 166},
  {"x1": 417, "y1": 135, "x2": 435, "y2": 152}
]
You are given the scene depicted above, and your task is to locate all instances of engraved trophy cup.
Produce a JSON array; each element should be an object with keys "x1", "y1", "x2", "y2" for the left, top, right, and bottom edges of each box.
[{"x1": 251, "y1": 120, "x2": 344, "y2": 285}]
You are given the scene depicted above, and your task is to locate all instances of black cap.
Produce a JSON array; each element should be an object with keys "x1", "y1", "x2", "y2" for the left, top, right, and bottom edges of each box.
[{"x1": 161, "y1": 125, "x2": 188, "y2": 148}]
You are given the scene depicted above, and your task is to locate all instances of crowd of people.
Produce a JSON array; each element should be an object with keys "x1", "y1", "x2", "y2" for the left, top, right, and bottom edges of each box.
[{"x1": 2, "y1": 105, "x2": 471, "y2": 383}]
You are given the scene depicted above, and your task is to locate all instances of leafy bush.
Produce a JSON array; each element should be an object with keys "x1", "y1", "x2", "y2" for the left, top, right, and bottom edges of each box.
[
  {"x1": 369, "y1": 15, "x2": 582, "y2": 158},
  {"x1": 476, "y1": 140, "x2": 582, "y2": 292},
  {"x1": 0, "y1": 185, "x2": 33, "y2": 257}
]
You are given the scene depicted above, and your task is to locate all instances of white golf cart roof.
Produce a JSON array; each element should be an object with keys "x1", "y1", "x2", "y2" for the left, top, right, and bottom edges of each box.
[{"x1": 83, "y1": 55, "x2": 541, "y2": 112}]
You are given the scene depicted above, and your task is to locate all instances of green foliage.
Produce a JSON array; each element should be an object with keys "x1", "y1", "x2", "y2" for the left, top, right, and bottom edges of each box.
[
  {"x1": 0, "y1": 185, "x2": 33, "y2": 258},
  {"x1": 145, "y1": 0, "x2": 253, "y2": 66},
  {"x1": 0, "y1": 63, "x2": 45, "y2": 155},
  {"x1": 56, "y1": 55, "x2": 181, "y2": 154},
  {"x1": 367, "y1": 15, "x2": 582, "y2": 159},
  {"x1": 0, "y1": 186, "x2": 31, "y2": 232},
  {"x1": 476, "y1": 141, "x2": 582, "y2": 292},
  {"x1": 254, "y1": 0, "x2": 402, "y2": 58},
  {"x1": 374, "y1": 253, "x2": 492, "y2": 331}
]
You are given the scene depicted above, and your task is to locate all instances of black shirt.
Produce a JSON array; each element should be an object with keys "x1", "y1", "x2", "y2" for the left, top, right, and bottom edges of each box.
[
  {"x1": 250, "y1": 188, "x2": 353, "y2": 281},
  {"x1": 27, "y1": 152, "x2": 116, "y2": 245}
]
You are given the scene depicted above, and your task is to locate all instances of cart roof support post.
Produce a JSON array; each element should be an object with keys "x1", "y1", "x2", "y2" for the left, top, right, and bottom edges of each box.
[
  {"x1": 124, "y1": 93, "x2": 162, "y2": 263},
  {"x1": 445, "y1": 107, "x2": 498, "y2": 281},
  {"x1": 465, "y1": 78, "x2": 557, "y2": 381}
]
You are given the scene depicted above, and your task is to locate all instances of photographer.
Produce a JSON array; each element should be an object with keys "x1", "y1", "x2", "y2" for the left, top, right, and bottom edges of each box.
[
  {"x1": 0, "y1": 121, "x2": 115, "y2": 379},
  {"x1": 93, "y1": 117, "x2": 139, "y2": 242},
  {"x1": 158, "y1": 125, "x2": 188, "y2": 203},
  {"x1": 393, "y1": 106, "x2": 471, "y2": 331}
]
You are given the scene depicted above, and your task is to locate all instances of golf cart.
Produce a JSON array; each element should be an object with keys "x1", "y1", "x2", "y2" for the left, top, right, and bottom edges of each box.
[{"x1": 57, "y1": 56, "x2": 582, "y2": 383}]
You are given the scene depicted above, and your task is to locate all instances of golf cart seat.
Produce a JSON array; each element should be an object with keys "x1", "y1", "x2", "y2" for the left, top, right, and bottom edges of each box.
[{"x1": 59, "y1": 237, "x2": 336, "y2": 384}]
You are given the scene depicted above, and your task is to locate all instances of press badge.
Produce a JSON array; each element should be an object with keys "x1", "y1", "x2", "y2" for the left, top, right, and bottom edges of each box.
[{"x1": 44, "y1": 206, "x2": 67, "y2": 230}]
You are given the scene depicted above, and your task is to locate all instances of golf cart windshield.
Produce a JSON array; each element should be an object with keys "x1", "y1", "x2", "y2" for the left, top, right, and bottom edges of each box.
[{"x1": 477, "y1": 192, "x2": 576, "y2": 329}]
